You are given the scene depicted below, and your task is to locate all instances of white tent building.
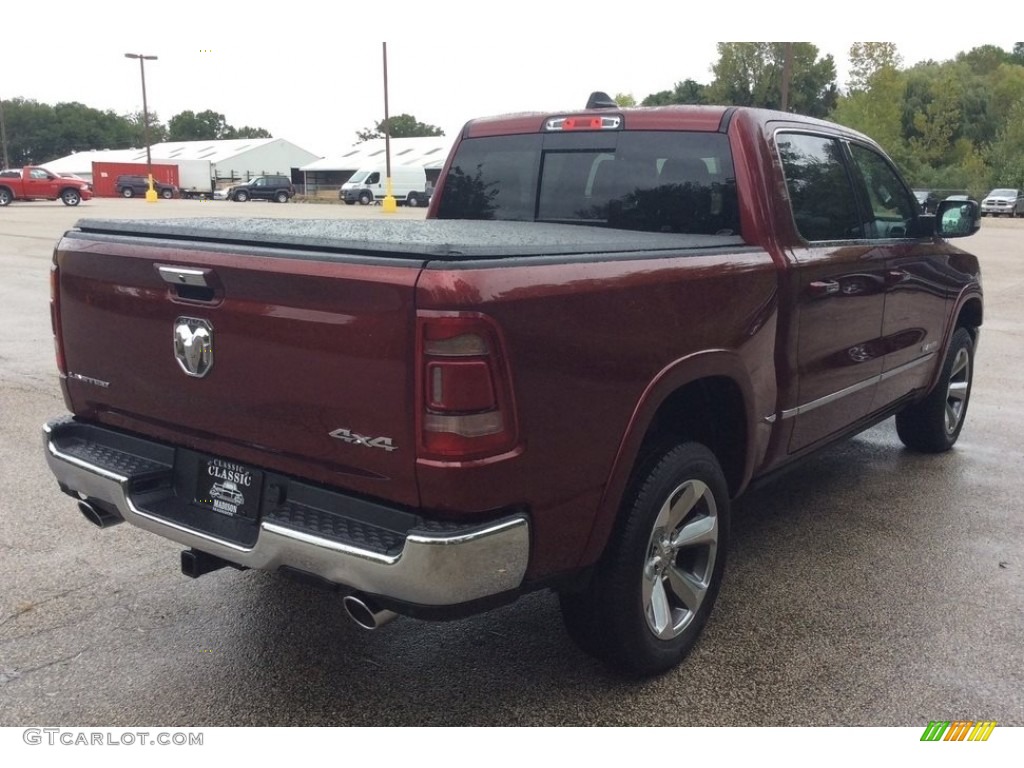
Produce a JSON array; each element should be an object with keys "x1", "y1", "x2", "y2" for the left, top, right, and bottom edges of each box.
[
  {"x1": 299, "y1": 136, "x2": 453, "y2": 193},
  {"x1": 44, "y1": 138, "x2": 320, "y2": 190}
]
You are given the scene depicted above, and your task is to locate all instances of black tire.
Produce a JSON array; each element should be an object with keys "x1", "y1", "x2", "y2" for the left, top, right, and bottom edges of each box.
[
  {"x1": 344, "y1": 200, "x2": 355, "y2": 206},
  {"x1": 61, "y1": 189, "x2": 81, "y2": 207},
  {"x1": 896, "y1": 327, "x2": 974, "y2": 453},
  {"x1": 0, "y1": 187, "x2": 11, "y2": 206},
  {"x1": 560, "y1": 442, "x2": 729, "y2": 676},
  {"x1": 275, "y1": 191, "x2": 289, "y2": 203},
  {"x1": 358, "y1": 191, "x2": 372, "y2": 205},
  {"x1": 160, "y1": 188, "x2": 173, "y2": 199},
  {"x1": 406, "y1": 193, "x2": 420, "y2": 208},
  {"x1": 121, "y1": 187, "x2": 134, "y2": 198},
  {"x1": 234, "y1": 190, "x2": 249, "y2": 202}
]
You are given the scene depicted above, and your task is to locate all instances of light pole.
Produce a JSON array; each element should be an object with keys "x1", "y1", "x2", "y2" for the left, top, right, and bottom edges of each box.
[
  {"x1": 381, "y1": 42, "x2": 396, "y2": 213},
  {"x1": 124, "y1": 52, "x2": 158, "y2": 202}
]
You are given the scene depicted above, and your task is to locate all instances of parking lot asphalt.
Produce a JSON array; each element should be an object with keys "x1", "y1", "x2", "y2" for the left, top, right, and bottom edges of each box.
[{"x1": 0, "y1": 199, "x2": 1022, "y2": 726}]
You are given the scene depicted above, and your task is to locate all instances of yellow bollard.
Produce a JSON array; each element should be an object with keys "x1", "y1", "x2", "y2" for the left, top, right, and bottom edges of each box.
[
  {"x1": 145, "y1": 174, "x2": 158, "y2": 203},
  {"x1": 382, "y1": 176, "x2": 397, "y2": 213}
]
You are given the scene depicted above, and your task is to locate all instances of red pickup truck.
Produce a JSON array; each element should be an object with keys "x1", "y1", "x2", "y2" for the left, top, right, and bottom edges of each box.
[
  {"x1": 0, "y1": 166, "x2": 93, "y2": 206},
  {"x1": 42, "y1": 101, "x2": 982, "y2": 675}
]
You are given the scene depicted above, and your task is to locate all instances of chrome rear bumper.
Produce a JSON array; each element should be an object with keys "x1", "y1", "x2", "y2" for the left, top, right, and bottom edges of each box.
[{"x1": 43, "y1": 418, "x2": 529, "y2": 607}]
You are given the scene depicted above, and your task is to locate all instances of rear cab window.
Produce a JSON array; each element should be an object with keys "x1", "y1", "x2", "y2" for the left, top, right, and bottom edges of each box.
[{"x1": 436, "y1": 131, "x2": 740, "y2": 237}]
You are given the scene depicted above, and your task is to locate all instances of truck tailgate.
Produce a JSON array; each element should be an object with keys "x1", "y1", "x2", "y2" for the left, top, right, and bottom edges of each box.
[{"x1": 55, "y1": 228, "x2": 425, "y2": 508}]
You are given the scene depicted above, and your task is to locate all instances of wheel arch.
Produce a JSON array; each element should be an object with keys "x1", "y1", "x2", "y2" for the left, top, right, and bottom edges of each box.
[
  {"x1": 576, "y1": 351, "x2": 756, "y2": 569},
  {"x1": 956, "y1": 295, "x2": 982, "y2": 340},
  {"x1": 923, "y1": 289, "x2": 983, "y2": 396}
]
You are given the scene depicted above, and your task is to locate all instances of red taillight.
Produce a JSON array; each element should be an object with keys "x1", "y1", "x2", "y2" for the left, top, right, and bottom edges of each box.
[
  {"x1": 50, "y1": 259, "x2": 66, "y2": 375},
  {"x1": 417, "y1": 312, "x2": 518, "y2": 461}
]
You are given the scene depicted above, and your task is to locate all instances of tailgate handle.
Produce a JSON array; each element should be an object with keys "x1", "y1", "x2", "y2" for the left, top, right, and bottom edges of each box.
[
  {"x1": 157, "y1": 265, "x2": 217, "y2": 302},
  {"x1": 159, "y1": 266, "x2": 209, "y2": 287}
]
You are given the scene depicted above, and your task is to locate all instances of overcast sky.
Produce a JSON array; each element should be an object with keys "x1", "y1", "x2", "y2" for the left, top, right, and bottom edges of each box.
[{"x1": 5, "y1": 3, "x2": 1014, "y2": 158}]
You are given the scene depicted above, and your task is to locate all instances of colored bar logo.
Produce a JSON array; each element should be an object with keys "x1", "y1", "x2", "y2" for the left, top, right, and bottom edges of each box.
[{"x1": 921, "y1": 721, "x2": 997, "y2": 741}]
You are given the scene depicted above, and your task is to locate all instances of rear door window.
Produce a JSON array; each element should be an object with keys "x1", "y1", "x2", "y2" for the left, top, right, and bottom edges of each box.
[{"x1": 776, "y1": 133, "x2": 862, "y2": 241}]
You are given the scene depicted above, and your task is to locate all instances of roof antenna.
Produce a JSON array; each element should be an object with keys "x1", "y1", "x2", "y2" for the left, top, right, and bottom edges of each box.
[{"x1": 586, "y1": 91, "x2": 619, "y2": 109}]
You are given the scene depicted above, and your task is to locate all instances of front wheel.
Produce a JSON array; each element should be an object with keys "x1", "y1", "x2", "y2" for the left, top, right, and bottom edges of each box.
[
  {"x1": 896, "y1": 327, "x2": 974, "y2": 453},
  {"x1": 61, "y1": 189, "x2": 81, "y2": 206},
  {"x1": 121, "y1": 187, "x2": 134, "y2": 198},
  {"x1": 560, "y1": 442, "x2": 729, "y2": 676},
  {"x1": 234, "y1": 190, "x2": 249, "y2": 202},
  {"x1": 358, "y1": 191, "x2": 372, "y2": 205}
]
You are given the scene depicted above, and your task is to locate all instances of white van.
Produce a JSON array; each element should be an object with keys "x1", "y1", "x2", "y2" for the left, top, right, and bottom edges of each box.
[{"x1": 340, "y1": 165, "x2": 429, "y2": 207}]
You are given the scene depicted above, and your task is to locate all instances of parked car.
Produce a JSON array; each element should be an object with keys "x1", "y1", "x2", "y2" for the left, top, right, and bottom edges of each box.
[
  {"x1": 224, "y1": 175, "x2": 294, "y2": 203},
  {"x1": 980, "y1": 188, "x2": 1024, "y2": 217},
  {"x1": 912, "y1": 189, "x2": 940, "y2": 214},
  {"x1": 116, "y1": 175, "x2": 177, "y2": 199}
]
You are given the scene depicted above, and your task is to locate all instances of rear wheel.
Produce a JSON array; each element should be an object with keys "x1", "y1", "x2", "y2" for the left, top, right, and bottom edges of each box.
[
  {"x1": 896, "y1": 327, "x2": 974, "y2": 453},
  {"x1": 0, "y1": 187, "x2": 11, "y2": 206},
  {"x1": 406, "y1": 193, "x2": 420, "y2": 208},
  {"x1": 560, "y1": 442, "x2": 729, "y2": 676},
  {"x1": 275, "y1": 191, "x2": 289, "y2": 203},
  {"x1": 121, "y1": 187, "x2": 134, "y2": 198},
  {"x1": 61, "y1": 189, "x2": 81, "y2": 206}
]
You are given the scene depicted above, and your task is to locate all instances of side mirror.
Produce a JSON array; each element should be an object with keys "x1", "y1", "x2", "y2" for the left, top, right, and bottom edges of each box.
[{"x1": 935, "y1": 198, "x2": 980, "y2": 238}]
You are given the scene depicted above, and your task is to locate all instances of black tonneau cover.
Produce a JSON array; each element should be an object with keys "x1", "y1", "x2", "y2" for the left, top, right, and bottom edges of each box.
[{"x1": 71, "y1": 218, "x2": 747, "y2": 261}]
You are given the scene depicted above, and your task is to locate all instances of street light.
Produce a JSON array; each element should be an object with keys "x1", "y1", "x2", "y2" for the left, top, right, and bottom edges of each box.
[{"x1": 124, "y1": 52, "x2": 158, "y2": 202}]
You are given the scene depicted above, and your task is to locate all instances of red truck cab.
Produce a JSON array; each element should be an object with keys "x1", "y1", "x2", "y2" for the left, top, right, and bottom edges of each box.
[{"x1": 0, "y1": 166, "x2": 93, "y2": 206}]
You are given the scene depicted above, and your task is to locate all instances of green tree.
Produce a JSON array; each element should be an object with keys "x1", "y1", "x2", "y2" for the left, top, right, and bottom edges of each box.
[
  {"x1": 988, "y1": 97, "x2": 1024, "y2": 188},
  {"x1": 641, "y1": 79, "x2": 708, "y2": 106},
  {"x1": 168, "y1": 110, "x2": 230, "y2": 141},
  {"x1": 124, "y1": 110, "x2": 168, "y2": 146},
  {"x1": 614, "y1": 92, "x2": 637, "y2": 107},
  {"x1": 832, "y1": 66, "x2": 909, "y2": 166},
  {"x1": 356, "y1": 114, "x2": 444, "y2": 142},
  {"x1": 909, "y1": 68, "x2": 966, "y2": 165},
  {"x1": 706, "y1": 42, "x2": 837, "y2": 117},
  {"x1": 956, "y1": 44, "x2": 1012, "y2": 75},
  {"x1": 847, "y1": 42, "x2": 902, "y2": 91},
  {"x1": 167, "y1": 110, "x2": 271, "y2": 141},
  {"x1": 227, "y1": 125, "x2": 272, "y2": 139},
  {"x1": 3, "y1": 98, "x2": 141, "y2": 165}
]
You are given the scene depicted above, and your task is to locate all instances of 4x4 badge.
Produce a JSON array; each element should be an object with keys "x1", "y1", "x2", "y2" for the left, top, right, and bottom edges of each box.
[
  {"x1": 329, "y1": 428, "x2": 398, "y2": 452},
  {"x1": 174, "y1": 317, "x2": 214, "y2": 377}
]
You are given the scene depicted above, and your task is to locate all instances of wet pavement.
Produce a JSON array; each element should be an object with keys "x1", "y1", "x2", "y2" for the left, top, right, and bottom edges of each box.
[{"x1": 1, "y1": 200, "x2": 1021, "y2": 725}]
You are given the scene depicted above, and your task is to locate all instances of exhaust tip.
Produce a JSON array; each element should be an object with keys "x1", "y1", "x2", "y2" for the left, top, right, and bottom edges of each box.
[
  {"x1": 78, "y1": 500, "x2": 123, "y2": 528},
  {"x1": 343, "y1": 595, "x2": 398, "y2": 630}
]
